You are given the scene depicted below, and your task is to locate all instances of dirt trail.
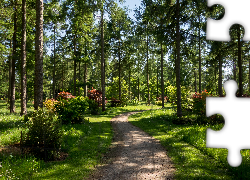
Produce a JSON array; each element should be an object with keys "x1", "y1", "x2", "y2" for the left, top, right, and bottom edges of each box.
[{"x1": 88, "y1": 111, "x2": 175, "y2": 180}]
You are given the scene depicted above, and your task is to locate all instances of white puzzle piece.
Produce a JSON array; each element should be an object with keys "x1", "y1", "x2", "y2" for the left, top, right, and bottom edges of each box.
[
  {"x1": 206, "y1": 80, "x2": 250, "y2": 167},
  {"x1": 207, "y1": 0, "x2": 250, "y2": 41}
]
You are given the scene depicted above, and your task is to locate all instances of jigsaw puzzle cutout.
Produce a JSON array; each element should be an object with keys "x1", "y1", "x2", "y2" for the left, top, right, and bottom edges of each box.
[
  {"x1": 207, "y1": 0, "x2": 250, "y2": 41},
  {"x1": 206, "y1": 80, "x2": 250, "y2": 167}
]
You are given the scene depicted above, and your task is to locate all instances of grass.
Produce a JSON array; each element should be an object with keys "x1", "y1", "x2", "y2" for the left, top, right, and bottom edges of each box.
[
  {"x1": 128, "y1": 104, "x2": 250, "y2": 179},
  {"x1": 0, "y1": 100, "x2": 158, "y2": 179}
]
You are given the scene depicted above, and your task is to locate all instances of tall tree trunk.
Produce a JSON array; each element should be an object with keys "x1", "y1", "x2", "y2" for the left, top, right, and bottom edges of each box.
[
  {"x1": 218, "y1": 52, "x2": 223, "y2": 96},
  {"x1": 156, "y1": 62, "x2": 159, "y2": 99},
  {"x1": 53, "y1": 25, "x2": 56, "y2": 99},
  {"x1": 10, "y1": 0, "x2": 17, "y2": 113},
  {"x1": 238, "y1": 25, "x2": 243, "y2": 96},
  {"x1": 118, "y1": 39, "x2": 121, "y2": 101},
  {"x1": 101, "y1": 8, "x2": 105, "y2": 111},
  {"x1": 198, "y1": 16, "x2": 202, "y2": 93},
  {"x1": 84, "y1": 61, "x2": 88, "y2": 97},
  {"x1": 21, "y1": 0, "x2": 27, "y2": 115},
  {"x1": 160, "y1": 42, "x2": 164, "y2": 108},
  {"x1": 34, "y1": 0, "x2": 44, "y2": 110},
  {"x1": 128, "y1": 63, "x2": 131, "y2": 101},
  {"x1": 8, "y1": 40, "x2": 12, "y2": 104},
  {"x1": 146, "y1": 33, "x2": 150, "y2": 105},
  {"x1": 78, "y1": 55, "x2": 81, "y2": 96},
  {"x1": 176, "y1": 0, "x2": 182, "y2": 117},
  {"x1": 138, "y1": 77, "x2": 140, "y2": 101},
  {"x1": 73, "y1": 35, "x2": 77, "y2": 96},
  {"x1": 194, "y1": 70, "x2": 197, "y2": 93}
]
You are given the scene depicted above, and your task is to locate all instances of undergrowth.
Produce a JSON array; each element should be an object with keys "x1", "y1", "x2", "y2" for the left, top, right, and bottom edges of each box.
[{"x1": 0, "y1": 101, "x2": 157, "y2": 179}]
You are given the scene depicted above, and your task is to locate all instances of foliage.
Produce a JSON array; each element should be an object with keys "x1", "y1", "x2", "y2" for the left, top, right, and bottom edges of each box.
[
  {"x1": 166, "y1": 84, "x2": 193, "y2": 111},
  {"x1": 22, "y1": 109, "x2": 63, "y2": 161},
  {"x1": 154, "y1": 101, "x2": 162, "y2": 106},
  {"x1": 43, "y1": 98, "x2": 58, "y2": 112},
  {"x1": 87, "y1": 88, "x2": 107, "y2": 114},
  {"x1": 156, "y1": 95, "x2": 168, "y2": 102},
  {"x1": 128, "y1": 98, "x2": 141, "y2": 106},
  {"x1": 56, "y1": 91, "x2": 75, "y2": 100},
  {"x1": 106, "y1": 77, "x2": 129, "y2": 107},
  {"x1": 54, "y1": 96, "x2": 89, "y2": 124},
  {"x1": 192, "y1": 90, "x2": 209, "y2": 117}
]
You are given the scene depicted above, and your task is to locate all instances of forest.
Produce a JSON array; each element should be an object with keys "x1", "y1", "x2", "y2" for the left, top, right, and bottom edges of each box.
[
  {"x1": 1, "y1": 0, "x2": 248, "y2": 115},
  {"x1": 1, "y1": 0, "x2": 250, "y2": 179}
]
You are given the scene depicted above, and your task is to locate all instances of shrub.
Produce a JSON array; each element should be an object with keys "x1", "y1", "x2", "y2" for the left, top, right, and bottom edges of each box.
[
  {"x1": 22, "y1": 109, "x2": 62, "y2": 161},
  {"x1": 43, "y1": 98, "x2": 58, "y2": 112},
  {"x1": 128, "y1": 98, "x2": 141, "y2": 106},
  {"x1": 192, "y1": 90, "x2": 209, "y2": 117},
  {"x1": 56, "y1": 91, "x2": 75, "y2": 100},
  {"x1": 192, "y1": 90, "x2": 224, "y2": 125},
  {"x1": 88, "y1": 88, "x2": 107, "y2": 114},
  {"x1": 166, "y1": 85, "x2": 193, "y2": 111},
  {"x1": 156, "y1": 95, "x2": 168, "y2": 102},
  {"x1": 155, "y1": 101, "x2": 162, "y2": 106},
  {"x1": 54, "y1": 96, "x2": 89, "y2": 124}
]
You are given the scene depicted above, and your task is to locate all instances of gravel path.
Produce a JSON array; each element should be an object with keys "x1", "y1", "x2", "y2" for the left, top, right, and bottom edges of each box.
[{"x1": 88, "y1": 111, "x2": 175, "y2": 180}]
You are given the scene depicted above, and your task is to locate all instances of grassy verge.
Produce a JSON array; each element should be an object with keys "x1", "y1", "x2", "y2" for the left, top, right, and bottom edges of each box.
[
  {"x1": 0, "y1": 102, "x2": 158, "y2": 179},
  {"x1": 128, "y1": 104, "x2": 250, "y2": 179}
]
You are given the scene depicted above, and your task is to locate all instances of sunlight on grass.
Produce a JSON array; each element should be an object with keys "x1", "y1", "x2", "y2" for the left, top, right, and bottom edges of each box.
[{"x1": 0, "y1": 102, "x2": 159, "y2": 179}]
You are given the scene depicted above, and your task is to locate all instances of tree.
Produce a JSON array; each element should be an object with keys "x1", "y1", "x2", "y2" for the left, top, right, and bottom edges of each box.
[
  {"x1": 34, "y1": 0, "x2": 44, "y2": 109},
  {"x1": 20, "y1": 0, "x2": 27, "y2": 115},
  {"x1": 176, "y1": 0, "x2": 182, "y2": 117},
  {"x1": 10, "y1": 0, "x2": 17, "y2": 113}
]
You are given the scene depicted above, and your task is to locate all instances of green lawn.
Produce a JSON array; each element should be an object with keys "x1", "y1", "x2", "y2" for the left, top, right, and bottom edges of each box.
[
  {"x1": 128, "y1": 104, "x2": 250, "y2": 179},
  {"x1": 0, "y1": 101, "x2": 158, "y2": 179},
  {"x1": 2, "y1": 101, "x2": 248, "y2": 179}
]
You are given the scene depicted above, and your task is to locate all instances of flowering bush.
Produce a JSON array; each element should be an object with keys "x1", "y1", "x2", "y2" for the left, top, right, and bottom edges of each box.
[
  {"x1": 156, "y1": 95, "x2": 168, "y2": 102},
  {"x1": 43, "y1": 98, "x2": 58, "y2": 112},
  {"x1": 88, "y1": 88, "x2": 107, "y2": 114},
  {"x1": 44, "y1": 92, "x2": 88, "y2": 124},
  {"x1": 88, "y1": 88, "x2": 103, "y2": 106},
  {"x1": 56, "y1": 91, "x2": 75, "y2": 100},
  {"x1": 192, "y1": 90, "x2": 210, "y2": 117},
  {"x1": 54, "y1": 96, "x2": 89, "y2": 124}
]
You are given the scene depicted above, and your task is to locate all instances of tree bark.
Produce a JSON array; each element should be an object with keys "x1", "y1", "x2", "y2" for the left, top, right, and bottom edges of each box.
[
  {"x1": 53, "y1": 25, "x2": 56, "y2": 99},
  {"x1": 10, "y1": 0, "x2": 17, "y2": 113},
  {"x1": 34, "y1": 0, "x2": 44, "y2": 110},
  {"x1": 21, "y1": 0, "x2": 27, "y2": 115},
  {"x1": 146, "y1": 33, "x2": 150, "y2": 105},
  {"x1": 101, "y1": 8, "x2": 105, "y2": 111},
  {"x1": 160, "y1": 42, "x2": 164, "y2": 108},
  {"x1": 198, "y1": 16, "x2": 202, "y2": 93},
  {"x1": 176, "y1": 0, "x2": 182, "y2": 117},
  {"x1": 118, "y1": 39, "x2": 121, "y2": 101},
  {"x1": 73, "y1": 34, "x2": 77, "y2": 96},
  {"x1": 128, "y1": 63, "x2": 131, "y2": 101},
  {"x1": 138, "y1": 77, "x2": 140, "y2": 101},
  {"x1": 194, "y1": 70, "x2": 197, "y2": 93},
  {"x1": 238, "y1": 25, "x2": 243, "y2": 96},
  {"x1": 8, "y1": 40, "x2": 12, "y2": 104},
  {"x1": 218, "y1": 52, "x2": 223, "y2": 96},
  {"x1": 84, "y1": 61, "x2": 88, "y2": 97}
]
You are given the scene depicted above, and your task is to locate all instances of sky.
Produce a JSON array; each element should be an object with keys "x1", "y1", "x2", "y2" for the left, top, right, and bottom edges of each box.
[{"x1": 120, "y1": 0, "x2": 142, "y2": 20}]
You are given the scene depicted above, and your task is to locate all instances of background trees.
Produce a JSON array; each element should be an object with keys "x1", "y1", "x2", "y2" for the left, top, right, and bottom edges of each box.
[{"x1": 0, "y1": 0, "x2": 248, "y2": 115}]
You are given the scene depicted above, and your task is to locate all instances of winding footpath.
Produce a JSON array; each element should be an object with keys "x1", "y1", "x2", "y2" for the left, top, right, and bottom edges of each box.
[{"x1": 88, "y1": 111, "x2": 175, "y2": 180}]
